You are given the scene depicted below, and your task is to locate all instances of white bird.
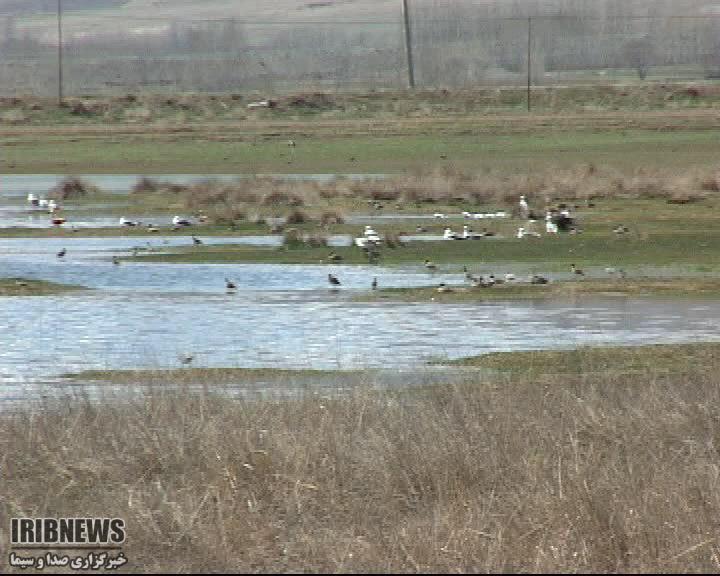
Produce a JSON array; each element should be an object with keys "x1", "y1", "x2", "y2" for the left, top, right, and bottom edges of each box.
[
  {"x1": 504, "y1": 273, "x2": 516, "y2": 282},
  {"x1": 172, "y1": 215, "x2": 192, "y2": 226},
  {"x1": 516, "y1": 227, "x2": 526, "y2": 239},
  {"x1": 443, "y1": 227, "x2": 458, "y2": 240},
  {"x1": 519, "y1": 195, "x2": 529, "y2": 217},
  {"x1": 27, "y1": 193, "x2": 39, "y2": 206},
  {"x1": 119, "y1": 217, "x2": 137, "y2": 227}
]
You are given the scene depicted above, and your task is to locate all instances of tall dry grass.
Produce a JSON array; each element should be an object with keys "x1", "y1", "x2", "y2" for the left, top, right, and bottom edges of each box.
[
  {"x1": 128, "y1": 165, "x2": 720, "y2": 225},
  {"x1": 3, "y1": 361, "x2": 720, "y2": 572}
]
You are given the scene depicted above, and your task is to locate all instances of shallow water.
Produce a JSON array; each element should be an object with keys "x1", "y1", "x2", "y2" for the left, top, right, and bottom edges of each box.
[
  {"x1": 3, "y1": 233, "x2": 720, "y2": 399},
  {"x1": 3, "y1": 176, "x2": 720, "y2": 404}
]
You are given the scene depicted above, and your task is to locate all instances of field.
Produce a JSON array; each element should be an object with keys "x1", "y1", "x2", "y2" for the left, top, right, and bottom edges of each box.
[
  {"x1": 5, "y1": 84, "x2": 720, "y2": 573},
  {"x1": 4, "y1": 343, "x2": 720, "y2": 572}
]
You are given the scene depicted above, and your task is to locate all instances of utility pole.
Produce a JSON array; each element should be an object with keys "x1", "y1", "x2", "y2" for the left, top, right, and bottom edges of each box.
[
  {"x1": 57, "y1": 0, "x2": 64, "y2": 105},
  {"x1": 526, "y1": 16, "x2": 532, "y2": 112},
  {"x1": 401, "y1": 0, "x2": 415, "y2": 89}
]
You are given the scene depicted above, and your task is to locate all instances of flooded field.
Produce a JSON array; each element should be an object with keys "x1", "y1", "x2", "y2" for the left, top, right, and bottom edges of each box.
[{"x1": 3, "y1": 173, "x2": 720, "y2": 403}]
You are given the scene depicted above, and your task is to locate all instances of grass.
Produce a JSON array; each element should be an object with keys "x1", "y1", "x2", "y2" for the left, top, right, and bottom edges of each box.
[
  {"x1": 360, "y1": 278, "x2": 720, "y2": 303},
  {"x1": 5, "y1": 127, "x2": 720, "y2": 174},
  {"x1": 62, "y1": 367, "x2": 360, "y2": 384},
  {"x1": 447, "y1": 341, "x2": 720, "y2": 375},
  {"x1": 5, "y1": 342, "x2": 720, "y2": 571},
  {"x1": 0, "y1": 277, "x2": 86, "y2": 296}
]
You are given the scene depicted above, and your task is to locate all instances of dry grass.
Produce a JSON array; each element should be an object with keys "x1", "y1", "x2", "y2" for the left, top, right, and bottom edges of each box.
[
  {"x1": 48, "y1": 176, "x2": 101, "y2": 200},
  {"x1": 3, "y1": 355, "x2": 720, "y2": 572},
  {"x1": 124, "y1": 163, "x2": 720, "y2": 227}
]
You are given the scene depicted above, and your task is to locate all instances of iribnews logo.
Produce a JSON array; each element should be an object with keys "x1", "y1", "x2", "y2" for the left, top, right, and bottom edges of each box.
[{"x1": 11, "y1": 518, "x2": 126, "y2": 549}]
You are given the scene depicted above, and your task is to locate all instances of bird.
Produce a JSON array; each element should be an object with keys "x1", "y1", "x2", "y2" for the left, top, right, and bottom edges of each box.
[
  {"x1": 371, "y1": 277, "x2": 378, "y2": 290},
  {"x1": 530, "y1": 274, "x2": 549, "y2": 285},
  {"x1": 287, "y1": 139, "x2": 296, "y2": 147},
  {"x1": 415, "y1": 226, "x2": 428, "y2": 233},
  {"x1": 571, "y1": 264, "x2": 584, "y2": 276},
  {"x1": 328, "y1": 273, "x2": 341, "y2": 286},
  {"x1": 424, "y1": 259, "x2": 437, "y2": 271},
  {"x1": 504, "y1": 273, "x2": 516, "y2": 282},
  {"x1": 192, "y1": 235, "x2": 203, "y2": 246},
  {"x1": 57, "y1": 248, "x2": 66, "y2": 258},
  {"x1": 225, "y1": 277, "x2": 237, "y2": 291},
  {"x1": 519, "y1": 195, "x2": 529, "y2": 218},
  {"x1": 179, "y1": 353, "x2": 194, "y2": 366},
  {"x1": 112, "y1": 256, "x2": 120, "y2": 265},
  {"x1": 327, "y1": 251, "x2": 342, "y2": 262},
  {"x1": 436, "y1": 283, "x2": 453, "y2": 293}
]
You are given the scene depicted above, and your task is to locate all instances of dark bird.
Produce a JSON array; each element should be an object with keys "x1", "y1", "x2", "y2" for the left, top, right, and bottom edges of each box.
[
  {"x1": 424, "y1": 259, "x2": 437, "y2": 271},
  {"x1": 371, "y1": 277, "x2": 378, "y2": 290},
  {"x1": 192, "y1": 235, "x2": 203, "y2": 246},
  {"x1": 225, "y1": 277, "x2": 237, "y2": 291},
  {"x1": 57, "y1": 248, "x2": 66, "y2": 258},
  {"x1": 112, "y1": 256, "x2": 120, "y2": 265},
  {"x1": 328, "y1": 273, "x2": 341, "y2": 286},
  {"x1": 571, "y1": 263, "x2": 585, "y2": 276},
  {"x1": 179, "y1": 353, "x2": 194, "y2": 366},
  {"x1": 327, "y1": 251, "x2": 342, "y2": 262}
]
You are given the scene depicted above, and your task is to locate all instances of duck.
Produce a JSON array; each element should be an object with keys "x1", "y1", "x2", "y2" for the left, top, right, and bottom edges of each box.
[
  {"x1": 327, "y1": 251, "x2": 343, "y2": 262},
  {"x1": 57, "y1": 248, "x2": 66, "y2": 258},
  {"x1": 571, "y1": 263, "x2": 585, "y2": 276},
  {"x1": 328, "y1": 273, "x2": 341, "y2": 286},
  {"x1": 424, "y1": 259, "x2": 438, "y2": 271},
  {"x1": 112, "y1": 256, "x2": 120, "y2": 265},
  {"x1": 530, "y1": 274, "x2": 549, "y2": 285},
  {"x1": 436, "y1": 283, "x2": 453, "y2": 293},
  {"x1": 371, "y1": 277, "x2": 378, "y2": 290},
  {"x1": 225, "y1": 278, "x2": 237, "y2": 291},
  {"x1": 192, "y1": 235, "x2": 203, "y2": 246},
  {"x1": 179, "y1": 353, "x2": 194, "y2": 366}
]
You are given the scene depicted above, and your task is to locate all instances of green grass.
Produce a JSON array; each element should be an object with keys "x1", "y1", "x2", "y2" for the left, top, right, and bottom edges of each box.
[
  {"x1": 5, "y1": 128, "x2": 720, "y2": 174},
  {"x1": 0, "y1": 277, "x2": 87, "y2": 296},
  {"x1": 62, "y1": 367, "x2": 359, "y2": 383},
  {"x1": 446, "y1": 342, "x2": 720, "y2": 376},
  {"x1": 360, "y1": 277, "x2": 720, "y2": 303}
]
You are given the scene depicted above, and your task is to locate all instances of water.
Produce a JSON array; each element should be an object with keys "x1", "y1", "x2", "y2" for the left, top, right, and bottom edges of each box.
[
  {"x1": 3, "y1": 175, "x2": 720, "y2": 404},
  {"x1": 3, "y1": 234, "x2": 720, "y2": 396}
]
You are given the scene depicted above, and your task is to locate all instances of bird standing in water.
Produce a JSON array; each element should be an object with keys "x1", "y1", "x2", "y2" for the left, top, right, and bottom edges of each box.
[
  {"x1": 371, "y1": 277, "x2": 378, "y2": 290},
  {"x1": 57, "y1": 248, "x2": 66, "y2": 258},
  {"x1": 225, "y1": 278, "x2": 237, "y2": 292},
  {"x1": 328, "y1": 274, "x2": 341, "y2": 287}
]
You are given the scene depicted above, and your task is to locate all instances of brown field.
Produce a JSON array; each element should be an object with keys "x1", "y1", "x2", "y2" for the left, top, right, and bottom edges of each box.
[{"x1": 3, "y1": 345, "x2": 720, "y2": 572}]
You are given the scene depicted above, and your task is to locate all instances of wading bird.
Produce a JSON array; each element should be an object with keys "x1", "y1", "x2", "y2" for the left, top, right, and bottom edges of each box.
[
  {"x1": 328, "y1": 273, "x2": 341, "y2": 286},
  {"x1": 225, "y1": 278, "x2": 237, "y2": 292},
  {"x1": 372, "y1": 277, "x2": 378, "y2": 290},
  {"x1": 424, "y1": 259, "x2": 438, "y2": 271},
  {"x1": 192, "y1": 235, "x2": 203, "y2": 246},
  {"x1": 571, "y1": 264, "x2": 585, "y2": 277},
  {"x1": 57, "y1": 248, "x2": 66, "y2": 258}
]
